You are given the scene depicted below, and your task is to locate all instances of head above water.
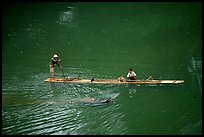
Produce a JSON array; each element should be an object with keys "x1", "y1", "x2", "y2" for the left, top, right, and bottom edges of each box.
[
  {"x1": 102, "y1": 98, "x2": 113, "y2": 103},
  {"x1": 106, "y1": 98, "x2": 112, "y2": 103}
]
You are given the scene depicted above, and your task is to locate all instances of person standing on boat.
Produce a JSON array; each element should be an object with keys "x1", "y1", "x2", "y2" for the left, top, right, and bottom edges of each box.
[
  {"x1": 49, "y1": 53, "x2": 62, "y2": 79},
  {"x1": 127, "y1": 68, "x2": 136, "y2": 80}
]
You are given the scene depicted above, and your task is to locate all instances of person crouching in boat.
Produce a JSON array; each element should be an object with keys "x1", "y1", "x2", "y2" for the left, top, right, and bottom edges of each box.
[
  {"x1": 127, "y1": 68, "x2": 136, "y2": 80},
  {"x1": 49, "y1": 53, "x2": 62, "y2": 79}
]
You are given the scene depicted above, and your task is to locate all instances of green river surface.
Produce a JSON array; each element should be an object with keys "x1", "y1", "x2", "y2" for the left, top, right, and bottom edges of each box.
[{"x1": 2, "y1": 2, "x2": 202, "y2": 135}]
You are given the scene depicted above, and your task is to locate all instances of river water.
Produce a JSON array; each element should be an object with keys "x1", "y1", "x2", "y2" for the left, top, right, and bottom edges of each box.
[{"x1": 2, "y1": 2, "x2": 202, "y2": 135}]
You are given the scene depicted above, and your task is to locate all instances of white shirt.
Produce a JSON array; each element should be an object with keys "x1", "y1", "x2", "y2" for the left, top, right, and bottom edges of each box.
[{"x1": 127, "y1": 71, "x2": 136, "y2": 78}]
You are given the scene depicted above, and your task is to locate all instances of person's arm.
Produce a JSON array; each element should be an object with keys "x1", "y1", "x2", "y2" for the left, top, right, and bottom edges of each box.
[
  {"x1": 49, "y1": 58, "x2": 53, "y2": 68},
  {"x1": 133, "y1": 72, "x2": 136, "y2": 77},
  {"x1": 127, "y1": 73, "x2": 130, "y2": 78},
  {"x1": 57, "y1": 60, "x2": 62, "y2": 69}
]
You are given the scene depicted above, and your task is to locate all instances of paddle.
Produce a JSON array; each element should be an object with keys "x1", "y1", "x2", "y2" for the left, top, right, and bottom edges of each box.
[{"x1": 60, "y1": 67, "x2": 65, "y2": 79}]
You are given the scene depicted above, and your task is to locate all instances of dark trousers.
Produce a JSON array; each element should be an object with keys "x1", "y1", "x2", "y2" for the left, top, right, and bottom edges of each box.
[{"x1": 129, "y1": 77, "x2": 136, "y2": 80}]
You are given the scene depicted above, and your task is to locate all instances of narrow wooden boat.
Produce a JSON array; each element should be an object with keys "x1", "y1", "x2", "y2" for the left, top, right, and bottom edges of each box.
[{"x1": 44, "y1": 78, "x2": 184, "y2": 85}]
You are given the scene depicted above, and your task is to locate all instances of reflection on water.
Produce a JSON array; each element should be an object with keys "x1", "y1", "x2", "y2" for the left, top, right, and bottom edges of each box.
[{"x1": 2, "y1": 76, "x2": 125, "y2": 135}]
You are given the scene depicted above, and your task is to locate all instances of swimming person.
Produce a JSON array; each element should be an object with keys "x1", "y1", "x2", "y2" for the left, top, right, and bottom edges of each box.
[{"x1": 81, "y1": 98, "x2": 113, "y2": 106}]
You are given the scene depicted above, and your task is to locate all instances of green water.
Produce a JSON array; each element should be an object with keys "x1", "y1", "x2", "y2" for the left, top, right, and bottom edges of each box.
[{"x1": 2, "y1": 2, "x2": 202, "y2": 135}]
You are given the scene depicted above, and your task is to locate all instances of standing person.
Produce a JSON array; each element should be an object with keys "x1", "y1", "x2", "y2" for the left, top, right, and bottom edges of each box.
[
  {"x1": 127, "y1": 68, "x2": 136, "y2": 80},
  {"x1": 49, "y1": 53, "x2": 62, "y2": 79}
]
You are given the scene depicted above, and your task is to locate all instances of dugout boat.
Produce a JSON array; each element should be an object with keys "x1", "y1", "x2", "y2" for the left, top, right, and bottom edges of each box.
[{"x1": 44, "y1": 78, "x2": 184, "y2": 85}]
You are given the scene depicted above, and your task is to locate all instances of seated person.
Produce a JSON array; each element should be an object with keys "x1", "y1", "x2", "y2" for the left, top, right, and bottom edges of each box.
[{"x1": 127, "y1": 68, "x2": 136, "y2": 80}]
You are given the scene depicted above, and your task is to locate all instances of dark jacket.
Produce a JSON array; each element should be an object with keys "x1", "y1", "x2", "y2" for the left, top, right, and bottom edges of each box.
[{"x1": 49, "y1": 57, "x2": 62, "y2": 68}]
